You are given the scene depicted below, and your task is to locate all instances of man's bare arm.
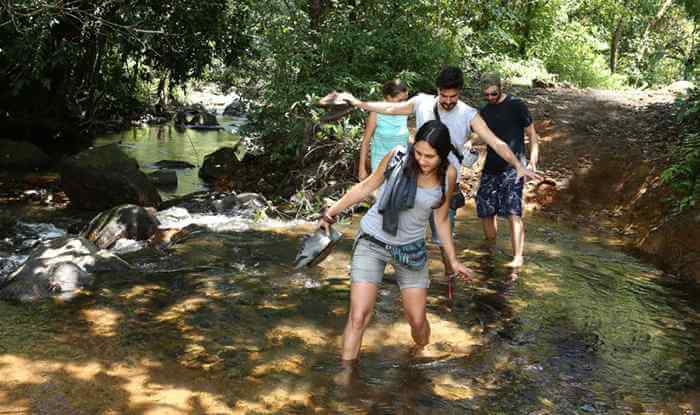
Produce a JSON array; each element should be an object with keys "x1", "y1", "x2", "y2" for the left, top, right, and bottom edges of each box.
[
  {"x1": 335, "y1": 92, "x2": 416, "y2": 115},
  {"x1": 525, "y1": 123, "x2": 539, "y2": 171},
  {"x1": 471, "y1": 114, "x2": 542, "y2": 182}
]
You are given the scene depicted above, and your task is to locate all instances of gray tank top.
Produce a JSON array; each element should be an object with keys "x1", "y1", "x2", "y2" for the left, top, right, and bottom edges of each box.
[{"x1": 360, "y1": 183, "x2": 443, "y2": 245}]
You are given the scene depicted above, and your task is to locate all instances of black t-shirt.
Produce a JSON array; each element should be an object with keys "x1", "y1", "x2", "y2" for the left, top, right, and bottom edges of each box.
[{"x1": 480, "y1": 95, "x2": 532, "y2": 173}]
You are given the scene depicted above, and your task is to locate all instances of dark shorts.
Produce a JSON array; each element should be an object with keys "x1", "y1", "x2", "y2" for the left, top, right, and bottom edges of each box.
[{"x1": 476, "y1": 168, "x2": 524, "y2": 218}]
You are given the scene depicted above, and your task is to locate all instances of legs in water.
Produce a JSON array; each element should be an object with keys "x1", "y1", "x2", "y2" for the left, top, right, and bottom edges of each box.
[
  {"x1": 481, "y1": 214, "x2": 525, "y2": 268},
  {"x1": 401, "y1": 287, "x2": 430, "y2": 355},
  {"x1": 506, "y1": 215, "x2": 524, "y2": 268},
  {"x1": 335, "y1": 282, "x2": 378, "y2": 385},
  {"x1": 481, "y1": 215, "x2": 498, "y2": 241},
  {"x1": 340, "y1": 282, "x2": 379, "y2": 361}
]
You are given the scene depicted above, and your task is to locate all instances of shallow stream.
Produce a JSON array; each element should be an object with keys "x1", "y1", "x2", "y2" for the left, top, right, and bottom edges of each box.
[{"x1": 0, "y1": 125, "x2": 697, "y2": 414}]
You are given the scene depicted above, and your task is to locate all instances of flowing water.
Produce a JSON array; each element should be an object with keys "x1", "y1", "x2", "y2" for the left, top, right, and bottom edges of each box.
[{"x1": 0, "y1": 126, "x2": 698, "y2": 414}]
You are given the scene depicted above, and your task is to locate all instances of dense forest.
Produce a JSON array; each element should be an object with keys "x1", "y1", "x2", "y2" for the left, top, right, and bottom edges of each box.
[{"x1": 1, "y1": 0, "x2": 699, "y2": 205}]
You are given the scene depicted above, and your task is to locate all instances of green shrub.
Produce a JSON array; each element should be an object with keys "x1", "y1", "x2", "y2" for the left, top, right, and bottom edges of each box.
[
  {"x1": 476, "y1": 55, "x2": 555, "y2": 86},
  {"x1": 241, "y1": 1, "x2": 464, "y2": 162},
  {"x1": 534, "y1": 22, "x2": 627, "y2": 89},
  {"x1": 661, "y1": 88, "x2": 700, "y2": 212}
]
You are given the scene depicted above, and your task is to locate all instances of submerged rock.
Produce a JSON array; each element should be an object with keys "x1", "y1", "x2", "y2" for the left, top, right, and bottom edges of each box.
[
  {"x1": 82, "y1": 204, "x2": 160, "y2": 249},
  {"x1": 148, "y1": 170, "x2": 178, "y2": 188},
  {"x1": 0, "y1": 236, "x2": 130, "y2": 302},
  {"x1": 158, "y1": 191, "x2": 265, "y2": 215},
  {"x1": 153, "y1": 160, "x2": 196, "y2": 169}
]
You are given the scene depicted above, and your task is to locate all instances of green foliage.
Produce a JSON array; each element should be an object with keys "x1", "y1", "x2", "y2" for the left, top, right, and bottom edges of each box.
[
  {"x1": 476, "y1": 55, "x2": 555, "y2": 86},
  {"x1": 0, "y1": 0, "x2": 250, "y2": 138},
  {"x1": 661, "y1": 88, "x2": 700, "y2": 212},
  {"x1": 534, "y1": 22, "x2": 627, "y2": 88},
  {"x1": 241, "y1": 0, "x2": 463, "y2": 162}
]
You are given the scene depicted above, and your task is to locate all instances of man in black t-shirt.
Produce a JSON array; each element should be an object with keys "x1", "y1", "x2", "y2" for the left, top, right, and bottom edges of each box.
[{"x1": 475, "y1": 73, "x2": 540, "y2": 268}]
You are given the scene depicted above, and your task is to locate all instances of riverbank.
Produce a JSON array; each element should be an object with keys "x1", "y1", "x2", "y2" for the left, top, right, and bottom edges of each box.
[{"x1": 504, "y1": 85, "x2": 699, "y2": 283}]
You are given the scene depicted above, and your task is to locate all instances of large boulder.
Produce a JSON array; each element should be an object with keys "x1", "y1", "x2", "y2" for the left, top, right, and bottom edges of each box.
[
  {"x1": 0, "y1": 236, "x2": 130, "y2": 303},
  {"x1": 199, "y1": 147, "x2": 237, "y2": 182},
  {"x1": 223, "y1": 99, "x2": 244, "y2": 116},
  {"x1": 175, "y1": 104, "x2": 220, "y2": 128},
  {"x1": 199, "y1": 146, "x2": 257, "y2": 182},
  {"x1": 60, "y1": 143, "x2": 162, "y2": 210},
  {"x1": 0, "y1": 139, "x2": 51, "y2": 171},
  {"x1": 81, "y1": 204, "x2": 160, "y2": 249}
]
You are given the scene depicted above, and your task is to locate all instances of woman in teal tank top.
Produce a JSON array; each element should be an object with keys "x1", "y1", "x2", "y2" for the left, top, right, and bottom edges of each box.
[{"x1": 358, "y1": 80, "x2": 410, "y2": 180}]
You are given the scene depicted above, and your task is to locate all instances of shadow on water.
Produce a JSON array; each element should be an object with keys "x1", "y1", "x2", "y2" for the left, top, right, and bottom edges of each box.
[{"x1": 0, "y1": 212, "x2": 698, "y2": 413}]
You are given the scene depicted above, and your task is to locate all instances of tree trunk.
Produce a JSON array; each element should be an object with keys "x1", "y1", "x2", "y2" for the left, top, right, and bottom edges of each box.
[
  {"x1": 637, "y1": 0, "x2": 674, "y2": 65},
  {"x1": 610, "y1": 17, "x2": 624, "y2": 73},
  {"x1": 309, "y1": 0, "x2": 325, "y2": 30},
  {"x1": 157, "y1": 75, "x2": 168, "y2": 113},
  {"x1": 520, "y1": 1, "x2": 535, "y2": 57},
  {"x1": 86, "y1": 34, "x2": 105, "y2": 136},
  {"x1": 683, "y1": 23, "x2": 698, "y2": 80}
]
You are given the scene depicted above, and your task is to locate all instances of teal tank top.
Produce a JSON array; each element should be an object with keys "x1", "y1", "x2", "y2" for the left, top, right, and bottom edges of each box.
[{"x1": 371, "y1": 114, "x2": 409, "y2": 171}]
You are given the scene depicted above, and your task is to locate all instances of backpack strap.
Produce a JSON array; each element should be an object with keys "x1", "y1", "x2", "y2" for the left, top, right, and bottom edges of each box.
[{"x1": 433, "y1": 102, "x2": 464, "y2": 164}]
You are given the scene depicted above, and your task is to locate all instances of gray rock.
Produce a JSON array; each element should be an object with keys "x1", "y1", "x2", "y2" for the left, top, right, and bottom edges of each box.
[
  {"x1": 148, "y1": 170, "x2": 178, "y2": 188},
  {"x1": 174, "y1": 104, "x2": 220, "y2": 127},
  {"x1": 153, "y1": 160, "x2": 195, "y2": 169},
  {"x1": 0, "y1": 139, "x2": 50, "y2": 171},
  {"x1": 223, "y1": 99, "x2": 244, "y2": 116},
  {"x1": 60, "y1": 143, "x2": 162, "y2": 210},
  {"x1": 236, "y1": 193, "x2": 267, "y2": 210},
  {"x1": 81, "y1": 204, "x2": 160, "y2": 249},
  {"x1": 158, "y1": 191, "x2": 238, "y2": 214},
  {"x1": 0, "y1": 236, "x2": 130, "y2": 302},
  {"x1": 199, "y1": 147, "x2": 255, "y2": 182}
]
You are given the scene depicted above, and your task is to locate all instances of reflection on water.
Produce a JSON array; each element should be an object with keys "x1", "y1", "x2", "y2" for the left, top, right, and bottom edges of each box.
[
  {"x1": 94, "y1": 119, "x2": 244, "y2": 199},
  {"x1": 1, "y1": 190, "x2": 699, "y2": 410}
]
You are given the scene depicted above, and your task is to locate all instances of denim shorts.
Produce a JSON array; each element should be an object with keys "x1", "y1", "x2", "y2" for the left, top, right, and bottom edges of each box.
[
  {"x1": 429, "y1": 208, "x2": 456, "y2": 246},
  {"x1": 476, "y1": 168, "x2": 524, "y2": 218},
  {"x1": 351, "y1": 237, "x2": 430, "y2": 289}
]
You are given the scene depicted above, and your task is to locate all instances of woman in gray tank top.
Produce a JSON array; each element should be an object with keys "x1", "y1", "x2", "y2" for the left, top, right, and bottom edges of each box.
[{"x1": 318, "y1": 120, "x2": 474, "y2": 383}]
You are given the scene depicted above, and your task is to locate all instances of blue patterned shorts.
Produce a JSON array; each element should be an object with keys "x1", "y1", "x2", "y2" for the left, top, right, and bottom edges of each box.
[{"x1": 476, "y1": 168, "x2": 524, "y2": 218}]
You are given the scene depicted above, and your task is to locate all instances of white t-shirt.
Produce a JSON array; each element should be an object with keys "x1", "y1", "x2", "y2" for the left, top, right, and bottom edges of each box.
[{"x1": 413, "y1": 94, "x2": 478, "y2": 181}]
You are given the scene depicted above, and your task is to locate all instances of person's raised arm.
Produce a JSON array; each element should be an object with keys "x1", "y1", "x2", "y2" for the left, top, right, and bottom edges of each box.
[
  {"x1": 471, "y1": 114, "x2": 542, "y2": 182},
  {"x1": 319, "y1": 148, "x2": 394, "y2": 231},
  {"x1": 333, "y1": 92, "x2": 416, "y2": 115},
  {"x1": 433, "y1": 166, "x2": 474, "y2": 280},
  {"x1": 358, "y1": 112, "x2": 377, "y2": 180}
]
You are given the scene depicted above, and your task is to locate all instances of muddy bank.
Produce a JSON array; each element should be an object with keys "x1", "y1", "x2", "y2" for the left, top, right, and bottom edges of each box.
[
  {"x1": 543, "y1": 155, "x2": 700, "y2": 282},
  {"x1": 518, "y1": 86, "x2": 699, "y2": 282}
]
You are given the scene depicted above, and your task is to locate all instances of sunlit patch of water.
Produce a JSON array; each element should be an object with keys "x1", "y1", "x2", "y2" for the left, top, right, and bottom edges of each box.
[{"x1": 156, "y1": 206, "x2": 309, "y2": 233}]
